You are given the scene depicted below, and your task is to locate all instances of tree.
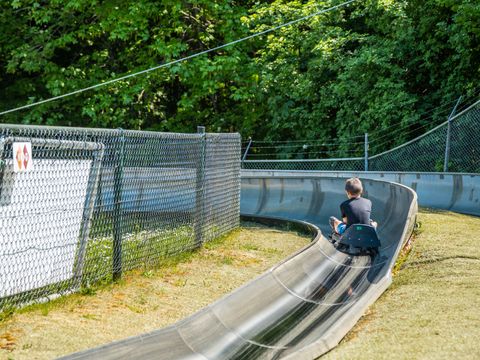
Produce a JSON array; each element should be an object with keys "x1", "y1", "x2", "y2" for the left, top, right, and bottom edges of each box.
[{"x1": 0, "y1": 0, "x2": 479, "y2": 159}]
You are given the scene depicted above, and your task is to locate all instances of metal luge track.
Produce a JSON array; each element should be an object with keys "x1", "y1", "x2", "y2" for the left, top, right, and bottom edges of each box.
[
  {"x1": 245, "y1": 170, "x2": 480, "y2": 216},
  {"x1": 61, "y1": 175, "x2": 417, "y2": 360}
]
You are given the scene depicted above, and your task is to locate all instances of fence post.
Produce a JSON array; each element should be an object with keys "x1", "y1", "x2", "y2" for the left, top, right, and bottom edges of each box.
[
  {"x1": 443, "y1": 96, "x2": 463, "y2": 172},
  {"x1": 113, "y1": 128, "x2": 125, "y2": 281},
  {"x1": 242, "y1": 137, "x2": 253, "y2": 162},
  {"x1": 364, "y1": 133, "x2": 369, "y2": 171},
  {"x1": 73, "y1": 143, "x2": 105, "y2": 288},
  {"x1": 195, "y1": 126, "x2": 206, "y2": 247}
]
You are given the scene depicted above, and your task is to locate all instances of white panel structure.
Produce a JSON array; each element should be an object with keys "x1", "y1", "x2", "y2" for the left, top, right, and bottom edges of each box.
[
  {"x1": 0, "y1": 159, "x2": 92, "y2": 297},
  {"x1": 0, "y1": 136, "x2": 103, "y2": 300}
]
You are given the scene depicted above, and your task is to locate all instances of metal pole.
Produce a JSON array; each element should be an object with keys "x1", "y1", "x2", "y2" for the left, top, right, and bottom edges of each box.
[
  {"x1": 113, "y1": 128, "x2": 125, "y2": 281},
  {"x1": 242, "y1": 137, "x2": 253, "y2": 162},
  {"x1": 74, "y1": 143, "x2": 105, "y2": 288},
  {"x1": 195, "y1": 126, "x2": 206, "y2": 247},
  {"x1": 443, "y1": 96, "x2": 463, "y2": 172},
  {"x1": 364, "y1": 133, "x2": 369, "y2": 172}
]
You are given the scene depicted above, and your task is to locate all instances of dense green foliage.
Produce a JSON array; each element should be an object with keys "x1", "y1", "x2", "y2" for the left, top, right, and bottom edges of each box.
[{"x1": 0, "y1": 0, "x2": 479, "y2": 156}]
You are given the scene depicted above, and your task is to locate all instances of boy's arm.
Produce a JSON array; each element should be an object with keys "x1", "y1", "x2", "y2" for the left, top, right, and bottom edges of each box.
[{"x1": 340, "y1": 203, "x2": 347, "y2": 224}]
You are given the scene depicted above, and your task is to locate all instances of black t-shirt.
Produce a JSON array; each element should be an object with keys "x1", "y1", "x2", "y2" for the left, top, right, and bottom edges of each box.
[{"x1": 340, "y1": 197, "x2": 372, "y2": 228}]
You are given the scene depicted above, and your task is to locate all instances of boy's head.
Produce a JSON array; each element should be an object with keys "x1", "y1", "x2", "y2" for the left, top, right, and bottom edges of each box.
[{"x1": 345, "y1": 177, "x2": 363, "y2": 198}]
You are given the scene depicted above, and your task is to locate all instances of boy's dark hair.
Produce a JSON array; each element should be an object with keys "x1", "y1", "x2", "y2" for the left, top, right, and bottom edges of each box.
[{"x1": 345, "y1": 177, "x2": 363, "y2": 196}]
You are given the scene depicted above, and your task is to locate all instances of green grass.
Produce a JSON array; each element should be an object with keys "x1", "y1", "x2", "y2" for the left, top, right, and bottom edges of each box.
[
  {"x1": 0, "y1": 223, "x2": 199, "y2": 313},
  {"x1": 322, "y1": 209, "x2": 480, "y2": 360},
  {"x1": 0, "y1": 223, "x2": 309, "y2": 360},
  {"x1": 2, "y1": 211, "x2": 478, "y2": 359},
  {"x1": 1, "y1": 224, "x2": 239, "y2": 326},
  {"x1": 82, "y1": 225, "x2": 195, "y2": 285},
  {"x1": 0, "y1": 224, "x2": 216, "y2": 320}
]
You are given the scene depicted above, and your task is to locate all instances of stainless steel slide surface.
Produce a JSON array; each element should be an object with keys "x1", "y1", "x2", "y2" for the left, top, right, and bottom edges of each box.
[
  {"x1": 61, "y1": 175, "x2": 417, "y2": 360},
  {"x1": 245, "y1": 170, "x2": 479, "y2": 216}
]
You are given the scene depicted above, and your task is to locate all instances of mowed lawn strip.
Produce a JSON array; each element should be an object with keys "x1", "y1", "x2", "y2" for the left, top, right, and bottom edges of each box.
[
  {"x1": 322, "y1": 209, "x2": 480, "y2": 360},
  {"x1": 0, "y1": 222, "x2": 310, "y2": 360}
]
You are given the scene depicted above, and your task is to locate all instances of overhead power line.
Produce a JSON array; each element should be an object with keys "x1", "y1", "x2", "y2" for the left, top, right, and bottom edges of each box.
[{"x1": 0, "y1": 0, "x2": 359, "y2": 117}]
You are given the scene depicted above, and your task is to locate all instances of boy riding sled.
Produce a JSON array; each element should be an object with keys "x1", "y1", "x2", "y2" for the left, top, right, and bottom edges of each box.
[{"x1": 329, "y1": 177, "x2": 378, "y2": 235}]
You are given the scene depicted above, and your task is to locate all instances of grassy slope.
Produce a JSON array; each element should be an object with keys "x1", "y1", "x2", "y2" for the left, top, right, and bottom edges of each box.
[
  {"x1": 322, "y1": 209, "x2": 480, "y2": 360},
  {"x1": 1, "y1": 211, "x2": 479, "y2": 360},
  {"x1": 0, "y1": 222, "x2": 310, "y2": 360}
]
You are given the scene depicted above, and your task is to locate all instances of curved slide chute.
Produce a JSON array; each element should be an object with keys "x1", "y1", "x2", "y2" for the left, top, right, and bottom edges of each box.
[
  {"x1": 61, "y1": 175, "x2": 417, "y2": 360},
  {"x1": 252, "y1": 170, "x2": 479, "y2": 216}
]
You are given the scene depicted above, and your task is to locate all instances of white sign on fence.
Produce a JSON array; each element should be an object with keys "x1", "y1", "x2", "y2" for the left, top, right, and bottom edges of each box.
[{"x1": 12, "y1": 142, "x2": 33, "y2": 173}]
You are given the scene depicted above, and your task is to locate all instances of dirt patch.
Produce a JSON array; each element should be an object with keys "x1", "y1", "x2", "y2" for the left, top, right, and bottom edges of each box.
[
  {"x1": 0, "y1": 330, "x2": 22, "y2": 352},
  {"x1": 0, "y1": 222, "x2": 310, "y2": 360}
]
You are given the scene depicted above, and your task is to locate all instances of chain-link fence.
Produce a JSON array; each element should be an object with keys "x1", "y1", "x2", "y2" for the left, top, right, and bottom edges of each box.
[
  {"x1": 242, "y1": 158, "x2": 365, "y2": 171},
  {"x1": 449, "y1": 106, "x2": 480, "y2": 173},
  {"x1": 0, "y1": 125, "x2": 240, "y2": 310},
  {"x1": 369, "y1": 101, "x2": 480, "y2": 172},
  {"x1": 243, "y1": 99, "x2": 480, "y2": 173},
  {"x1": 368, "y1": 125, "x2": 448, "y2": 172}
]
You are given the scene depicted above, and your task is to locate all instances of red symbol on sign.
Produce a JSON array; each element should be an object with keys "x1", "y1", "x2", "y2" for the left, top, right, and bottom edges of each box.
[
  {"x1": 16, "y1": 147, "x2": 23, "y2": 170},
  {"x1": 23, "y1": 145, "x2": 29, "y2": 169}
]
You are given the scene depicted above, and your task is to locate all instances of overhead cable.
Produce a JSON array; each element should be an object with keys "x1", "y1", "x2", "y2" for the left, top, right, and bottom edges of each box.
[{"x1": 0, "y1": 0, "x2": 359, "y2": 117}]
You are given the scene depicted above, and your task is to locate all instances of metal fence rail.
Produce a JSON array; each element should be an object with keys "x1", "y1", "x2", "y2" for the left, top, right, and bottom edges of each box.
[
  {"x1": 244, "y1": 99, "x2": 480, "y2": 173},
  {"x1": 242, "y1": 157, "x2": 365, "y2": 171},
  {"x1": 0, "y1": 125, "x2": 240, "y2": 309}
]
